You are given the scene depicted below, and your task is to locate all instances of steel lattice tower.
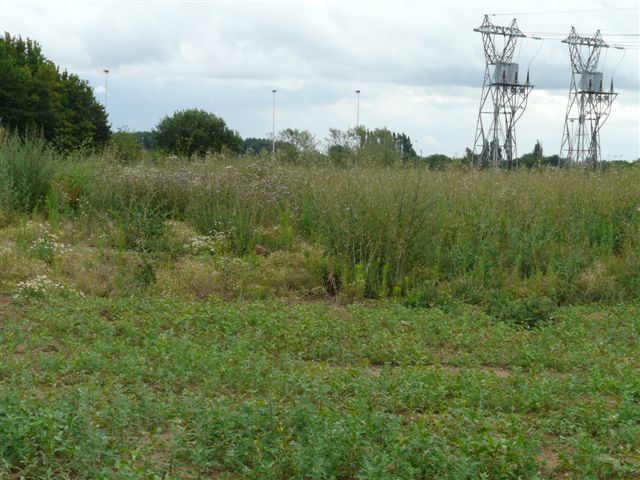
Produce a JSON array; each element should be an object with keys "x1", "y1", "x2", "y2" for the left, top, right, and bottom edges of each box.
[
  {"x1": 473, "y1": 15, "x2": 533, "y2": 169},
  {"x1": 560, "y1": 27, "x2": 617, "y2": 167}
]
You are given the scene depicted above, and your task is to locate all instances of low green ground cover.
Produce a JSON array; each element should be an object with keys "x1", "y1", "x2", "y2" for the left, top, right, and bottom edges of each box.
[{"x1": 1, "y1": 296, "x2": 638, "y2": 479}]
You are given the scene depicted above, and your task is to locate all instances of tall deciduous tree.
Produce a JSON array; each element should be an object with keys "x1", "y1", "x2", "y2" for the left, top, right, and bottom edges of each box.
[
  {"x1": 0, "y1": 33, "x2": 110, "y2": 150},
  {"x1": 154, "y1": 109, "x2": 242, "y2": 157}
]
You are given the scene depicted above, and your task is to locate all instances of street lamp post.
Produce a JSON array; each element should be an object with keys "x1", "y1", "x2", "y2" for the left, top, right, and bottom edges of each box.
[
  {"x1": 272, "y1": 89, "x2": 277, "y2": 157},
  {"x1": 103, "y1": 69, "x2": 110, "y2": 110},
  {"x1": 355, "y1": 89, "x2": 361, "y2": 128}
]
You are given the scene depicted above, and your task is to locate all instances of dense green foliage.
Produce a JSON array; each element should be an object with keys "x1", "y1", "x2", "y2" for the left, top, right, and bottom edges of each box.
[
  {"x1": 0, "y1": 33, "x2": 110, "y2": 150},
  {"x1": 1, "y1": 296, "x2": 638, "y2": 478},
  {"x1": 155, "y1": 109, "x2": 243, "y2": 157}
]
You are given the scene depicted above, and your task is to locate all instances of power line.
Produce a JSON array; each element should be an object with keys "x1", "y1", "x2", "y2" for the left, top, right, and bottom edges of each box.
[
  {"x1": 524, "y1": 33, "x2": 639, "y2": 49},
  {"x1": 525, "y1": 32, "x2": 640, "y2": 37},
  {"x1": 490, "y1": 7, "x2": 638, "y2": 17}
]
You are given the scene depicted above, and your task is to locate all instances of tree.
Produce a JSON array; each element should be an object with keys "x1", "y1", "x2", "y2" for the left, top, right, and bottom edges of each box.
[
  {"x1": 55, "y1": 71, "x2": 111, "y2": 150},
  {"x1": 358, "y1": 127, "x2": 412, "y2": 165},
  {"x1": 154, "y1": 109, "x2": 242, "y2": 157},
  {"x1": 276, "y1": 128, "x2": 319, "y2": 163},
  {"x1": 325, "y1": 128, "x2": 357, "y2": 165},
  {"x1": 518, "y1": 140, "x2": 547, "y2": 169},
  {"x1": 392, "y1": 132, "x2": 417, "y2": 162},
  {"x1": 111, "y1": 128, "x2": 144, "y2": 163},
  {"x1": 133, "y1": 131, "x2": 159, "y2": 150},
  {"x1": 325, "y1": 127, "x2": 416, "y2": 166},
  {"x1": 422, "y1": 154, "x2": 452, "y2": 170},
  {"x1": 243, "y1": 137, "x2": 272, "y2": 155},
  {"x1": 542, "y1": 154, "x2": 562, "y2": 167},
  {"x1": 0, "y1": 33, "x2": 110, "y2": 150},
  {"x1": 533, "y1": 139, "x2": 543, "y2": 159}
]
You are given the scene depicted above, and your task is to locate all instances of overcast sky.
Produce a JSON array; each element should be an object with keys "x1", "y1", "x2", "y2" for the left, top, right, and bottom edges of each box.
[{"x1": 3, "y1": 0, "x2": 639, "y2": 159}]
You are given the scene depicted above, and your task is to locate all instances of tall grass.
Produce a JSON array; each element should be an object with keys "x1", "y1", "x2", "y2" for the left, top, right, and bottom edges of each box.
[
  {"x1": 291, "y1": 167, "x2": 640, "y2": 300},
  {"x1": 0, "y1": 129, "x2": 57, "y2": 212},
  {"x1": 75, "y1": 156, "x2": 640, "y2": 302},
  {"x1": 2, "y1": 133, "x2": 639, "y2": 303}
]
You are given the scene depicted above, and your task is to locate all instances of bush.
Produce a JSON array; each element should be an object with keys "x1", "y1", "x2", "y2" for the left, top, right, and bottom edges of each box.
[
  {"x1": 486, "y1": 292, "x2": 557, "y2": 328},
  {"x1": 402, "y1": 280, "x2": 439, "y2": 308}
]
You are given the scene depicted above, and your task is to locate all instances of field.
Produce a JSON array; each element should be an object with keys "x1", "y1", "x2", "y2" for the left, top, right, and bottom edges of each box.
[
  {"x1": 1, "y1": 132, "x2": 639, "y2": 478},
  {"x1": 2, "y1": 298, "x2": 639, "y2": 478}
]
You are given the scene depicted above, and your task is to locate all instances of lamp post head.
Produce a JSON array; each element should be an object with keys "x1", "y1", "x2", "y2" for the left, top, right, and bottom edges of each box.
[
  {"x1": 356, "y1": 90, "x2": 360, "y2": 94},
  {"x1": 272, "y1": 89, "x2": 277, "y2": 93},
  {"x1": 104, "y1": 69, "x2": 110, "y2": 74}
]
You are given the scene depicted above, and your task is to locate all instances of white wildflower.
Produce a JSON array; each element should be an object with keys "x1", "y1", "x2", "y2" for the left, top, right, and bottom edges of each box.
[{"x1": 14, "y1": 275, "x2": 83, "y2": 300}]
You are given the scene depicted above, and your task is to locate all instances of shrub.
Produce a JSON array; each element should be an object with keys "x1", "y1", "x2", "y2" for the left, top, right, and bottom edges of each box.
[
  {"x1": 133, "y1": 259, "x2": 157, "y2": 289},
  {"x1": 402, "y1": 280, "x2": 439, "y2": 308},
  {"x1": 487, "y1": 292, "x2": 557, "y2": 328}
]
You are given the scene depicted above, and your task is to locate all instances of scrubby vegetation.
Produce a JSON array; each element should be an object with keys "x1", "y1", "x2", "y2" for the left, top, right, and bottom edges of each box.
[
  {"x1": 2, "y1": 129, "x2": 639, "y2": 307},
  {"x1": 1, "y1": 130, "x2": 639, "y2": 478}
]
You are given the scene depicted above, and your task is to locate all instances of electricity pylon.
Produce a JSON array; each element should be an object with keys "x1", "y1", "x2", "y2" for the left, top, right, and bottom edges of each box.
[
  {"x1": 473, "y1": 15, "x2": 533, "y2": 169},
  {"x1": 560, "y1": 27, "x2": 617, "y2": 167}
]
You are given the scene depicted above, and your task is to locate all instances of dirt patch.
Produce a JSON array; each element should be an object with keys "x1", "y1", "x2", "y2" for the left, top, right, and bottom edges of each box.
[
  {"x1": 305, "y1": 361, "x2": 514, "y2": 379},
  {"x1": 304, "y1": 361, "x2": 388, "y2": 378},
  {"x1": 100, "y1": 308, "x2": 117, "y2": 322},
  {"x1": 34, "y1": 344, "x2": 60, "y2": 354},
  {"x1": 480, "y1": 365, "x2": 512, "y2": 378},
  {"x1": 537, "y1": 444, "x2": 561, "y2": 472},
  {"x1": 0, "y1": 294, "x2": 12, "y2": 307},
  {"x1": 578, "y1": 394, "x2": 619, "y2": 407},
  {"x1": 141, "y1": 428, "x2": 234, "y2": 479},
  {"x1": 0, "y1": 294, "x2": 15, "y2": 328},
  {"x1": 440, "y1": 364, "x2": 461, "y2": 375},
  {"x1": 439, "y1": 364, "x2": 512, "y2": 378},
  {"x1": 148, "y1": 429, "x2": 176, "y2": 464},
  {"x1": 587, "y1": 311, "x2": 605, "y2": 320},
  {"x1": 603, "y1": 395, "x2": 620, "y2": 407}
]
